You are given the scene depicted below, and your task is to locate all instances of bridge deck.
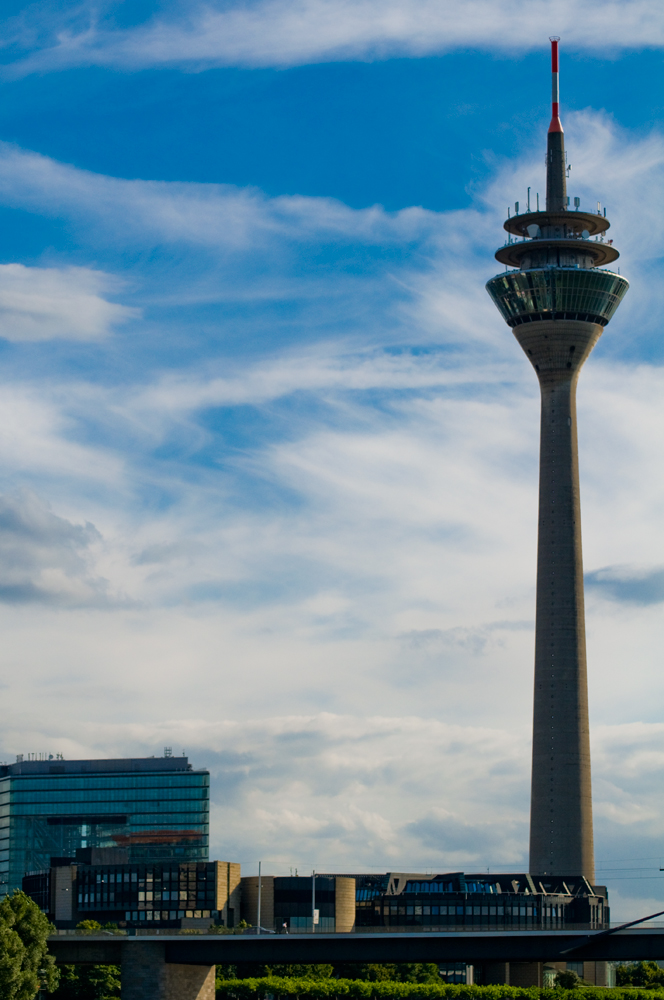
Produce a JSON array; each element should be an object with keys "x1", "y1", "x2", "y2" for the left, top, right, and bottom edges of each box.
[{"x1": 48, "y1": 929, "x2": 664, "y2": 965}]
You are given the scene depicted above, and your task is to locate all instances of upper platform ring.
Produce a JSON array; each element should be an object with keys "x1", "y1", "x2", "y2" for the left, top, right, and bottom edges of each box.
[
  {"x1": 504, "y1": 210, "x2": 609, "y2": 238},
  {"x1": 496, "y1": 238, "x2": 619, "y2": 269}
]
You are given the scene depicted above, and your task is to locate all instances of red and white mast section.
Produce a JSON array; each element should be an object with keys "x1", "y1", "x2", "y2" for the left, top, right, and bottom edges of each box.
[
  {"x1": 546, "y1": 36, "x2": 567, "y2": 212},
  {"x1": 549, "y1": 36, "x2": 562, "y2": 133}
]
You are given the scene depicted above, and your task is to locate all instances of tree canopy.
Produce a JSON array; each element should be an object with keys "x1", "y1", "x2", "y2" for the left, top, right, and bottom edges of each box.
[
  {"x1": 616, "y1": 962, "x2": 664, "y2": 988},
  {"x1": 0, "y1": 890, "x2": 58, "y2": 999},
  {"x1": 49, "y1": 922, "x2": 120, "y2": 1000},
  {"x1": 50, "y1": 964, "x2": 120, "y2": 1000},
  {"x1": 215, "y1": 962, "x2": 443, "y2": 984}
]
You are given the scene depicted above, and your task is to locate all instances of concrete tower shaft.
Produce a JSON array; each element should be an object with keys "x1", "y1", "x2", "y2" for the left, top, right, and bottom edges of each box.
[
  {"x1": 515, "y1": 318, "x2": 600, "y2": 879},
  {"x1": 485, "y1": 39, "x2": 629, "y2": 880}
]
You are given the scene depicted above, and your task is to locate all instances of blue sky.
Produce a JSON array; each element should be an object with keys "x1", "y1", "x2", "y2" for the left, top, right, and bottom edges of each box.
[{"x1": 0, "y1": 0, "x2": 664, "y2": 919}]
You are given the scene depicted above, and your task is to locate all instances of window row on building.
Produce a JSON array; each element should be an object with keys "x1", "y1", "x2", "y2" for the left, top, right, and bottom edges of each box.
[{"x1": 0, "y1": 756, "x2": 210, "y2": 897}]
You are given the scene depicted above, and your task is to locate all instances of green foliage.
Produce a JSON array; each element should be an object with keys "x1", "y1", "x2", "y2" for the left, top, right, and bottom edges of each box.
[
  {"x1": 0, "y1": 889, "x2": 58, "y2": 999},
  {"x1": 214, "y1": 978, "x2": 664, "y2": 1000},
  {"x1": 333, "y1": 965, "x2": 441, "y2": 983},
  {"x1": 553, "y1": 971, "x2": 580, "y2": 989},
  {"x1": 53, "y1": 927, "x2": 120, "y2": 1000},
  {"x1": 615, "y1": 967, "x2": 633, "y2": 988},
  {"x1": 216, "y1": 964, "x2": 334, "y2": 982},
  {"x1": 216, "y1": 962, "x2": 334, "y2": 982},
  {"x1": 268, "y1": 966, "x2": 334, "y2": 980},
  {"x1": 216, "y1": 964, "x2": 446, "y2": 984},
  {"x1": 50, "y1": 965, "x2": 120, "y2": 1000},
  {"x1": 616, "y1": 963, "x2": 664, "y2": 988}
]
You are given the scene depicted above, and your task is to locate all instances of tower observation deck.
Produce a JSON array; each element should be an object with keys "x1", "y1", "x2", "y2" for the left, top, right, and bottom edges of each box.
[{"x1": 486, "y1": 39, "x2": 629, "y2": 880}]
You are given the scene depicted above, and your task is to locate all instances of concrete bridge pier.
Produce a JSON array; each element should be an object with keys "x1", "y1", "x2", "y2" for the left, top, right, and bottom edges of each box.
[{"x1": 121, "y1": 942, "x2": 215, "y2": 1000}]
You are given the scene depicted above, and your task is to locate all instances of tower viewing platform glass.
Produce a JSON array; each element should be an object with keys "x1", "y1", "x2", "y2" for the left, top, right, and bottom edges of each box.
[{"x1": 486, "y1": 38, "x2": 628, "y2": 880}]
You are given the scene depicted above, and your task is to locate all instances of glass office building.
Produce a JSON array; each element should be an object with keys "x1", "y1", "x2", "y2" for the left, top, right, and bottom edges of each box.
[
  {"x1": 0, "y1": 756, "x2": 209, "y2": 897},
  {"x1": 354, "y1": 871, "x2": 609, "y2": 930}
]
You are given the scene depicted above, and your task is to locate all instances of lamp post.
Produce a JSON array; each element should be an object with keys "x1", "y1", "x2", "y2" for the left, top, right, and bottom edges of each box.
[
  {"x1": 257, "y1": 862, "x2": 262, "y2": 936},
  {"x1": 312, "y1": 871, "x2": 317, "y2": 933}
]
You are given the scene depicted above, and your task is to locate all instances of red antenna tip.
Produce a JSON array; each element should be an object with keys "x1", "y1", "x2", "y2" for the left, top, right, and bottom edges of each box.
[{"x1": 550, "y1": 36, "x2": 560, "y2": 72}]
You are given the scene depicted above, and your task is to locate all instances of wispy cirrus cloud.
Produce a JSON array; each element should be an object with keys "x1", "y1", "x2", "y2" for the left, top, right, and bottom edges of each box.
[
  {"x1": 0, "y1": 109, "x2": 659, "y2": 354},
  {"x1": 2, "y1": 0, "x2": 664, "y2": 77},
  {"x1": 0, "y1": 141, "x2": 443, "y2": 252},
  {"x1": 0, "y1": 264, "x2": 137, "y2": 342}
]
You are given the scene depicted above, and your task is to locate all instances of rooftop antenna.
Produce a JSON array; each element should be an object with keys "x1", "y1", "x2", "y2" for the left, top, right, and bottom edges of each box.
[{"x1": 546, "y1": 36, "x2": 566, "y2": 212}]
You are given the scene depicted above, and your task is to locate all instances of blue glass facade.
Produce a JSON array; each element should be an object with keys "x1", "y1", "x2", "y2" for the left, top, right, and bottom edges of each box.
[{"x1": 0, "y1": 757, "x2": 209, "y2": 897}]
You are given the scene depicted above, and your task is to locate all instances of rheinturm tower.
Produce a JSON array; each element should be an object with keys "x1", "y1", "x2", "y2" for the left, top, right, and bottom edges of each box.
[{"x1": 486, "y1": 38, "x2": 629, "y2": 880}]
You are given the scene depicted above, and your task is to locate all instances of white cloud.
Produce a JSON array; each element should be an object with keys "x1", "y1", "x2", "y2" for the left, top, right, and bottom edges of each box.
[
  {"x1": 0, "y1": 264, "x2": 137, "y2": 342},
  {"x1": 0, "y1": 112, "x2": 656, "y2": 336},
  {"x1": 0, "y1": 489, "x2": 123, "y2": 607},
  {"x1": 0, "y1": 113, "x2": 657, "y2": 339},
  {"x1": 0, "y1": 352, "x2": 663, "y2": 910},
  {"x1": 0, "y1": 710, "x2": 661, "y2": 893},
  {"x1": 3, "y1": 0, "x2": 664, "y2": 76},
  {"x1": 0, "y1": 712, "x2": 531, "y2": 870},
  {"x1": 0, "y1": 383, "x2": 124, "y2": 488},
  {"x1": 0, "y1": 115, "x2": 658, "y2": 915},
  {"x1": 0, "y1": 142, "x2": 439, "y2": 255}
]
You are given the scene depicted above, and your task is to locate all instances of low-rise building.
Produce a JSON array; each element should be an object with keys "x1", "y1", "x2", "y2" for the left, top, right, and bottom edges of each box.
[
  {"x1": 23, "y1": 849, "x2": 240, "y2": 929},
  {"x1": 241, "y1": 875, "x2": 356, "y2": 932},
  {"x1": 350, "y1": 870, "x2": 610, "y2": 987},
  {"x1": 353, "y1": 871, "x2": 609, "y2": 931},
  {"x1": 26, "y1": 860, "x2": 611, "y2": 984}
]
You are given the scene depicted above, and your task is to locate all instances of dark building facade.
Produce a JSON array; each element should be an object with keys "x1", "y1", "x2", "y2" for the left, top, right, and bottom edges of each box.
[
  {"x1": 352, "y1": 870, "x2": 610, "y2": 987},
  {"x1": 23, "y1": 853, "x2": 241, "y2": 929},
  {"x1": 274, "y1": 876, "x2": 336, "y2": 932},
  {"x1": 2, "y1": 755, "x2": 209, "y2": 897},
  {"x1": 241, "y1": 874, "x2": 356, "y2": 933},
  {"x1": 354, "y1": 871, "x2": 609, "y2": 931}
]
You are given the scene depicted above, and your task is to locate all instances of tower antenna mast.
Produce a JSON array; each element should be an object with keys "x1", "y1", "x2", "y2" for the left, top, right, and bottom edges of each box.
[{"x1": 547, "y1": 37, "x2": 566, "y2": 212}]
